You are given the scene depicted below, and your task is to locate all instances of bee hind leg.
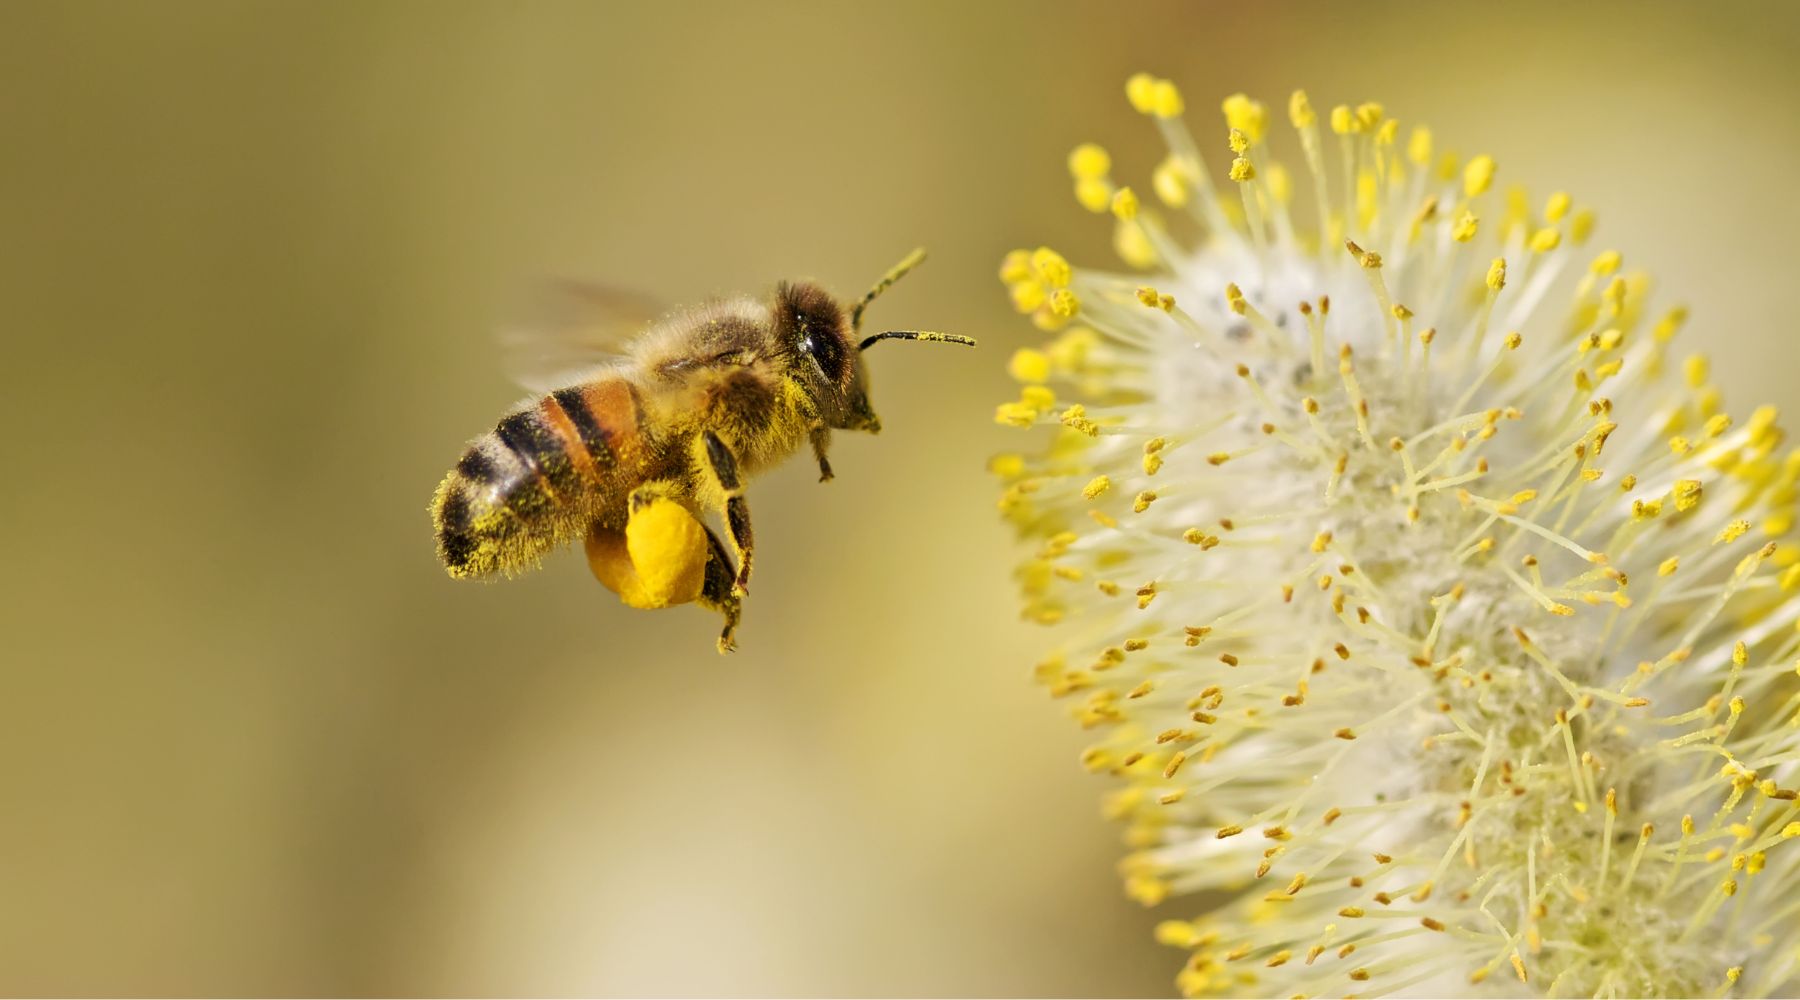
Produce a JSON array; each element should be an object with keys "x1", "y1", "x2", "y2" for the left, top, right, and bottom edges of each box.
[{"x1": 698, "y1": 526, "x2": 743, "y2": 654}]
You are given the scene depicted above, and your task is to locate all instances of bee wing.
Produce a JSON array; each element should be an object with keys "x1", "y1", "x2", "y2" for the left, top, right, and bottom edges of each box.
[{"x1": 499, "y1": 280, "x2": 668, "y2": 394}]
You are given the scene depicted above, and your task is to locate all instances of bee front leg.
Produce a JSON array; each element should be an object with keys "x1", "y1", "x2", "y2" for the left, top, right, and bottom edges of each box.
[
  {"x1": 809, "y1": 426, "x2": 834, "y2": 483},
  {"x1": 698, "y1": 526, "x2": 743, "y2": 654},
  {"x1": 700, "y1": 430, "x2": 753, "y2": 598}
]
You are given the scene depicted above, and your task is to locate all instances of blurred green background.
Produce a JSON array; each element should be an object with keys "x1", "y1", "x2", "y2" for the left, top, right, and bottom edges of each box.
[{"x1": 4, "y1": 1, "x2": 1798, "y2": 994}]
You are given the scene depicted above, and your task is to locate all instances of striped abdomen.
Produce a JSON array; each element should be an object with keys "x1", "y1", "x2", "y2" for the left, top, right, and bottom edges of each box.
[{"x1": 432, "y1": 378, "x2": 644, "y2": 579}]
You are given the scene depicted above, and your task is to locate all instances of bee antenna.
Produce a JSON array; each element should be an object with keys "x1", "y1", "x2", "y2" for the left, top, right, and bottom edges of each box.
[
  {"x1": 857, "y1": 330, "x2": 978, "y2": 352},
  {"x1": 851, "y1": 247, "x2": 929, "y2": 333}
]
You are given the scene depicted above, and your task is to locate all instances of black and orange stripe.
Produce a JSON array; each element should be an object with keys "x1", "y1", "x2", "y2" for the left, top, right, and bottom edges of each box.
[{"x1": 432, "y1": 376, "x2": 647, "y2": 579}]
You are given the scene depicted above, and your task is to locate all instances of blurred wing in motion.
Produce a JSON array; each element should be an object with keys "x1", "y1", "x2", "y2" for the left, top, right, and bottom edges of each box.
[{"x1": 500, "y1": 280, "x2": 668, "y2": 394}]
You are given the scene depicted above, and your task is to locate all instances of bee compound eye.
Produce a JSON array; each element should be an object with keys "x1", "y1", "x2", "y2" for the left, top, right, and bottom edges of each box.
[{"x1": 805, "y1": 327, "x2": 845, "y2": 382}]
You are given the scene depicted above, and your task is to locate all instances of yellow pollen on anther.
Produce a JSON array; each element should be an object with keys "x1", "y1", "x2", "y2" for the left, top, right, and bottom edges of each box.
[
  {"x1": 1463, "y1": 154, "x2": 1497, "y2": 197},
  {"x1": 1082, "y1": 476, "x2": 1111, "y2": 500},
  {"x1": 1452, "y1": 211, "x2": 1479, "y2": 242},
  {"x1": 1111, "y1": 187, "x2": 1140, "y2": 220}
]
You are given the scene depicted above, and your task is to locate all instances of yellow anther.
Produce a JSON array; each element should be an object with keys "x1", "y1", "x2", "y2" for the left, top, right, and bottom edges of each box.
[
  {"x1": 1155, "y1": 920, "x2": 1203, "y2": 948},
  {"x1": 1059, "y1": 403, "x2": 1098, "y2": 436},
  {"x1": 1452, "y1": 211, "x2": 1479, "y2": 242},
  {"x1": 1463, "y1": 154, "x2": 1497, "y2": 197},
  {"x1": 1082, "y1": 475, "x2": 1111, "y2": 500},
  {"x1": 1659, "y1": 557, "x2": 1680, "y2": 576},
  {"x1": 1529, "y1": 227, "x2": 1561, "y2": 253},
  {"x1": 1288, "y1": 89, "x2": 1316, "y2": 128},
  {"x1": 1329, "y1": 104, "x2": 1354, "y2": 134},
  {"x1": 1717, "y1": 520, "x2": 1750, "y2": 544},
  {"x1": 1009, "y1": 279, "x2": 1045, "y2": 313},
  {"x1": 1110, "y1": 186, "x2": 1140, "y2": 221},
  {"x1": 1591, "y1": 250, "x2": 1622, "y2": 275},
  {"x1": 1504, "y1": 331, "x2": 1523, "y2": 350},
  {"x1": 1020, "y1": 385, "x2": 1054, "y2": 410},
  {"x1": 1074, "y1": 177, "x2": 1112, "y2": 213},
  {"x1": 1227, "y1": 127, "x2": 1248, "y2": 154},
  {"x1": 1486, "y1": 258, "x2": 1507, "y2": 291},
  {"x1": 994, "y1": 402, "x2": 1037, "y2": 428},
  {"x1": 1221, "y1": 93, "x2": 1267, "y2": 143},
  {"x1": 1224, "y1": 283, "x2": 1247, "y2": 314},
  {"x1": 999, "y1": 249, "x2": 1032, "y2": 284},
  {"x1": 1133, "y1": 490, "x2": 1157, "y2": 513},
  {"x1": 1068, "y1": 143, "x2": 1111, "y2": 180},
  {"x1": 1705, "y1": 413, "x2": 1733, "y2": 438},
  {"x1": 1007, "y1": 348, "x2": 1050, "y2": 384},
  {"x1": 1571, "y1": 208, "x2": 1596, "y2": 243},
  {"x1": 1375, "y1": 118, "x2": 1398, "y2": 147},
  {"x1": 1229, "y1": 157, "x2": 1255, "y2": 182},
  {"x1": 1544, "y1": 191, "x2": 1572, "y2": 223},
  {"x1": 1655, "y1": 306, "x2": 1690, "y2": 343},
  {"x1": 1031, "y1": 247, "x2": 1071, "y2": 288},
  {"x1": 1674, "y1": 479, "x2": 1703, "y2": 512},
  {"x1": 1125, "y1": 73, "x2": 1158, "y2": 114},
  {"x1": 1355, "y1": 102, "x2": 1384, "y2": 129},
  {"x1": 1050, "y1": 288, "x2": 1080, "y2": 318},
  {"x1": 1152, "y1": 156, "x2": 1189, "y2": 207},
  {"x1": 1405, "y1": 126, "x2": 1433, "y2": 167},
  {"x1": 987, "y1": 453, "x2": 1024, "y2": 478},
  {"x1": 1151, "y1": 79, "x2": 1185, "y2": 118},
  {"x1": 1685, "y1": 354, "x2": 1709, "y2": 388}
]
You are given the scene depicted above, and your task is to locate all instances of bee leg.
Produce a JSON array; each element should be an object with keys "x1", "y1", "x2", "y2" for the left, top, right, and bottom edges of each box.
[
  {"x1": 697, "y1": 526, "x2": 743, "y2": 654},
  {"x1": 700, "y1": 431, "x2": 753, "y2": 598},
  {"x1": 809, "y1": 426, "x2": 834, "y2": 483}
]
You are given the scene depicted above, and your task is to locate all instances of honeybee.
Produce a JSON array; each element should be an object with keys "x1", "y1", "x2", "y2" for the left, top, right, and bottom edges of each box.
[{"x1": 430, "y1": 249, "x2": 974, "y2": 652}]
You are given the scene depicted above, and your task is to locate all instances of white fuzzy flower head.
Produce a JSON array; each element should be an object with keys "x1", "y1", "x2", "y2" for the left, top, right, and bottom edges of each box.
[{"x1": 995, "y1": 75, "x2": 1800, "y2": 998}]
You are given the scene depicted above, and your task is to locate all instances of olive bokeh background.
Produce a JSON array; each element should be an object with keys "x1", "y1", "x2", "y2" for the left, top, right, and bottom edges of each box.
[{"x1": 5, "y1": 1, "x2": 1799, "y2": 994}]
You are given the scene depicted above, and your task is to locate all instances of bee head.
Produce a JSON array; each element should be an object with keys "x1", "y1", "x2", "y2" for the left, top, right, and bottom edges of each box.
[
  {"x1": 774, "y1": 280, "x2": 879, "y2": 431},
  {"x1": 778, "y1": 250, "x2": 977, "y2": 434}
]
